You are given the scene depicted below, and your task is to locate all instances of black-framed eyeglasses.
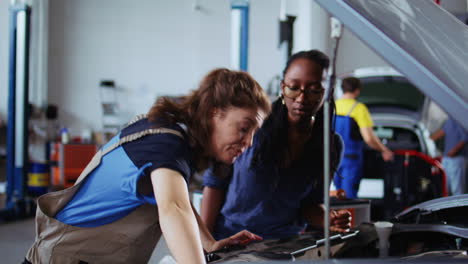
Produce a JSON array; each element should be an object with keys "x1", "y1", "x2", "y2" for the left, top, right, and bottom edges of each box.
[{"x1": 282, "y1": 82, "x2": 325, "y2": 99}]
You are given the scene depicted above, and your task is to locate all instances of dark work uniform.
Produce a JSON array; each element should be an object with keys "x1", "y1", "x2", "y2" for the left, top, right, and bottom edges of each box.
[{"x1": 204, "y1": 129, "x2": 343, "y2": 239}]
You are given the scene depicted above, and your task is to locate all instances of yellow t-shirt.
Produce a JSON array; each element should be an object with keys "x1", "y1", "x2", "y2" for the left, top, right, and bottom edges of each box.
[{"x1": 335, "y1": 98, "x2": 374, "y2": 128}]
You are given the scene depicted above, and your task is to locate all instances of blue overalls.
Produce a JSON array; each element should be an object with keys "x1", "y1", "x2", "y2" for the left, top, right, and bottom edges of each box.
[
  {"x1": 25, "y1": 115, "x2": 186, "y2": 264},
  {"x1": 334, "y1": 102, "x2": 363, "y2": 199}
]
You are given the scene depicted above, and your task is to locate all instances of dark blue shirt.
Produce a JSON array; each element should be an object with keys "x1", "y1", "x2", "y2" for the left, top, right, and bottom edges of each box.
[
  {"x1": 442, "y1": 117, "x2": 468, "y2": 157},
  {"x1": 56, "y1": 118, "x2": 194, "y2": 227},
  {"x1": 203, "y1": 130, "x2": 343, "y2": 239}
]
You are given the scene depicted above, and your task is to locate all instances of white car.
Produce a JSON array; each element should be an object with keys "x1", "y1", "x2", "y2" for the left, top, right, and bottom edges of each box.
[{"x1": 335, "y1": 67, "x2": 447, "y2": 220}]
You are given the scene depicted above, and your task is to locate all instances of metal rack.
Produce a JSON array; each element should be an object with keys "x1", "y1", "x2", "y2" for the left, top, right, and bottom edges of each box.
[{"x1": 99, "y1": 80, "x2": 123, "y2": 141}]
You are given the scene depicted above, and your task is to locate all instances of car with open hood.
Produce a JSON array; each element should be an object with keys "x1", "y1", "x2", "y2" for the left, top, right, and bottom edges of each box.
[
  {"x1": 315, "y1": 0, "x2": 468, "y2": 262},
  {"x1": 334, "y1": 66, "x2": 447, "y2": 220},
  {"x1": 203, "y1": 1, "x2": 468, "y2": 262}
]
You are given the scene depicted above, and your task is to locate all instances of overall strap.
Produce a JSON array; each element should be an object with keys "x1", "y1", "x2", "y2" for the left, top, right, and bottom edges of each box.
[
  {"x1": 346, "y1": 101, "x2": 359, "y2": 116},
  {"x1": 125, "y1": 114, "x2": 148, "y2": 127},
  {"x1": 75, "y1": 126, "x2": 183, "y2": 185},
  {"x1": 102, "y1": 128, "x2": 183, "y2": 156}
]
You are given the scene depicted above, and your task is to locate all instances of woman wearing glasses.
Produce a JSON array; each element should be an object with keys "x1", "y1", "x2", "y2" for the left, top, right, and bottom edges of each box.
[{"x1": 201, "y1": 50, "x2": 351, "y2": 240}]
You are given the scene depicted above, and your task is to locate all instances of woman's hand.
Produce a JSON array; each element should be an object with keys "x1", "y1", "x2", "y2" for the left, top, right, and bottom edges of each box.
[
  {"x1": 207, "y1": 230, "x2": 263, "y2": 252},
  {"x1": 382, "y1": 149, "x2": 394, "y2": 161},
  {"x1": 330, "y1": 209, "x2": 352, "y2": 233},
  {"x1": 330, "y1": 189, "x2": 347, "y2": 199}
]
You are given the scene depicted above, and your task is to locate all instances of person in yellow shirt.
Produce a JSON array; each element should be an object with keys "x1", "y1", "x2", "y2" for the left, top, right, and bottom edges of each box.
[{"x1": 334, "y1": 77, "x2": 393, "y2": 198}]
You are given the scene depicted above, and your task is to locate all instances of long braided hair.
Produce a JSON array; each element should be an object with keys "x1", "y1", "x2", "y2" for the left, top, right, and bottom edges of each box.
[{"x1": 252, "y1": 50, "x2": 340, "y2": 177}]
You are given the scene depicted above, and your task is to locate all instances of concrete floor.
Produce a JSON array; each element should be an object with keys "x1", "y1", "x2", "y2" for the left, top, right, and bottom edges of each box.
[
  {"x1": 0, "y1": 216, "x2": 172, "y2": 264},
  {"x1": 0, "y1": 167, "x2": 172, "y2": 263}
]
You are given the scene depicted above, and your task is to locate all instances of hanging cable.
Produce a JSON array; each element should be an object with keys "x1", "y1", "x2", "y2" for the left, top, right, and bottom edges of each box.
[{"x1": 323, "y1": 16, "x2": 342, "y2": 259}]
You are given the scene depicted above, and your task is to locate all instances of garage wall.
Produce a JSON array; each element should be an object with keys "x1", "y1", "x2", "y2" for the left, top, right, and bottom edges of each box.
[
  {"x1": 1, "y1": 0, "x2": 466, "y2": 137},
  {"x1": 335, "y1": 28, "x2": 390, "y2": 75},
  {"x1": 48, "y1": 0, "x2": 225, "y2": 133},
  {"x1": 45, "y1": 0, "x2": 286, "y2": 135}
]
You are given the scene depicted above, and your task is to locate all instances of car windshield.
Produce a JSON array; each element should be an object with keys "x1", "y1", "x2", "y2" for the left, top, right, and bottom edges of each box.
[{"x1": 359, "y1": 76, "x2": 425, "y2": 112}]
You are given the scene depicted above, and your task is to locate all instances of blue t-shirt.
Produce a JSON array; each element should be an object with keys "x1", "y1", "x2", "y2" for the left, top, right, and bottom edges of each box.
[
  {"x1": 442, "y1": 118, "x2": 468, "y2": 157},
  {"x1": 203, "y1": 130, "x2": 343, "y2": 240},
  {"x1": 56, "y1": 118, "x2": 194, "y2": 227}
]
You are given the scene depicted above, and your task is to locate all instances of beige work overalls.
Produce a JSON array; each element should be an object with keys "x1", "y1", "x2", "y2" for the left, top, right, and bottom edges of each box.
[{"x1": 26, "y1": 119, "x2": 184, "y2": 264}]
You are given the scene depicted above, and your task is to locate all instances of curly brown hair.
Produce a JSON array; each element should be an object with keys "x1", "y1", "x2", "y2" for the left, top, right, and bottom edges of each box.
[{"x1": 148, "y1": 68, "x2": 271, "y2": 170}]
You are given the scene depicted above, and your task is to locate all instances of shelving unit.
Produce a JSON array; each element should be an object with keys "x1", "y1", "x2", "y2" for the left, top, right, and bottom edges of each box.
[{"x1": 99, "y1": 80, "x2": 123, "y2": 141}]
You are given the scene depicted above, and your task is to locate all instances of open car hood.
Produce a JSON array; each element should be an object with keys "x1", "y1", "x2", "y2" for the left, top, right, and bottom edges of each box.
[
  {"x1": 337, "y1": 66, "x2": 428, "y2": 122},
  {"x1": 392, "y1": 194, "x2": 468, "y2": 239},
  {"x1": 315, "y1": 0, "x2": 468, "y2": 130},
  {"x1": 394, "y1": 194, "x2": 468, "y2": 220}
]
